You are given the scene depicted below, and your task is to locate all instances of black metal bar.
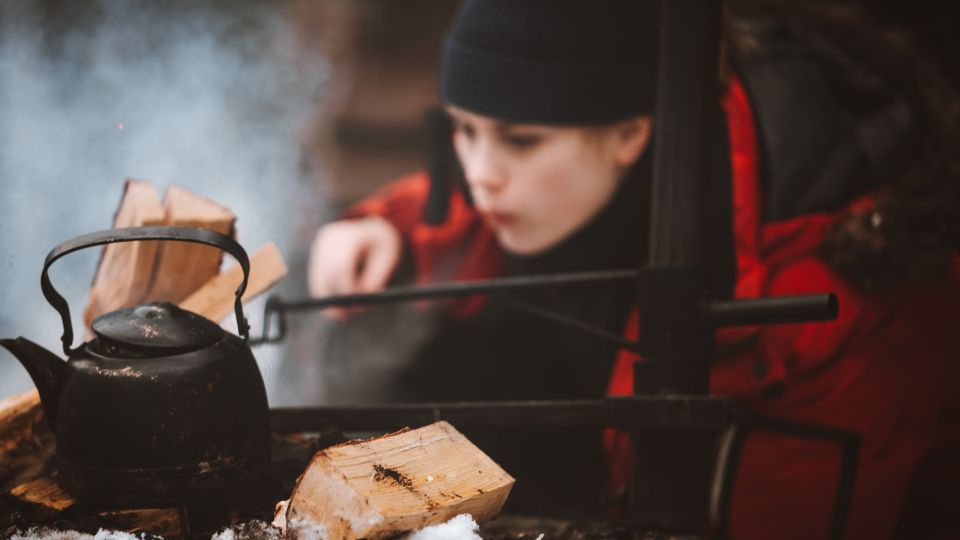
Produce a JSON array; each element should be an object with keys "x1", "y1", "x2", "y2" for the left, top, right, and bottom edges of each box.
[
  {"x1": 268, "y1": 396, "x2": 738, "y2": 433},
  {"x1": 632, "y1": 0, "x2": 725, "y2": 532},
  {"x1": 250, "y1": 269, "x2": 640, "y2": 345},
  {"x1": 706, "y1": 293, "x2": 839, "y2": 327},
  {"x1": 647, "y1": 1, "x2": 722, "y2": 267},
  {"x1": 249, "y1": 296, "x2": 288, "y2": 346},
  {"x1": 713, "y1": 416, "x2": 861, "y2": 540},
  {"x1": 274, "y1": 269, "x2": 638, "y2": 312}
]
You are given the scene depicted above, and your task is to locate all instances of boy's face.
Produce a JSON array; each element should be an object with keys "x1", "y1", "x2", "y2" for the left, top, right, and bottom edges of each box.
[{"x1": 447, "y1": 106, "x2": 652, "y2": 255}]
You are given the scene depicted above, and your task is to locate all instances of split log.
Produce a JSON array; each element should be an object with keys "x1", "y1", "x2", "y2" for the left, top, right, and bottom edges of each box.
[
  {"x1": 0, "y1": 391, "x2": 54, "y2": 492},
  {"x1": 144, "y1": 184, "x2": 236, "y2": 305},
  {"x1": 83, "y1": 179, "x2": 166, "y2": 329},
  {"x1": 181, "y1": 242, "x2": 288, "y2": 322},
  {"x1": 278, "y1": 421, "x2": 514, "y2": 540}
]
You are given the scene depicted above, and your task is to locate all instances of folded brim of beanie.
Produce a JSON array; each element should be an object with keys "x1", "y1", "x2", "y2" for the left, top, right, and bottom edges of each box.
[{"x1": 440, "y1": 40, "x2": 657, "y2": 125}]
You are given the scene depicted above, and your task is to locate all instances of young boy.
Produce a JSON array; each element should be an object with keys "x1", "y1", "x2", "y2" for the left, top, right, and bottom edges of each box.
[{"x1": 309, "y1": 1, "x2": 960, "y2": 537}]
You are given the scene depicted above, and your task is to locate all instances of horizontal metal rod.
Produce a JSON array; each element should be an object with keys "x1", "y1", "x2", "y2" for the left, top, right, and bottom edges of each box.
[
  {"x1": 269, "y1": 396, "x2": 738, "y2": 433},
  {"x1": 705, "y1": 293, "x2": 838, "y2": 327},
  {"x1": 504, "y1": 299, "x2": 642, "y2": 354},
  {"x1": 268, "y1": 269, "x2": 640, "y2": 312}
]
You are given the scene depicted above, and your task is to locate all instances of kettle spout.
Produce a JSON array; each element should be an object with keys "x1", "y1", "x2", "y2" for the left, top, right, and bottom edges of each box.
[{"x1": 0, "y1": 337, "x2": 65, "y2": 428}]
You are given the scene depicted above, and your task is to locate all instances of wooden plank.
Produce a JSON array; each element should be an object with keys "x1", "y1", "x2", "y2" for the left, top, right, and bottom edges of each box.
[
  {"x1": 144, "y1": 184, "x2": 236, "y2": 305},
  {"x1": 180, "y1": 242, "x2": 288, "y2": 322},
  {"x1": 10, "y1": 477, "x2": 75, "y2": 512},
  {"x1": 83, "y1": 179, "x2": 166, "y2": 329},
  {"x1": 278, "y1": 421, "x2": 514, "y2": 540},
  {"x1": 97, "y1": 507, "x2": 188, "y2": 538}
]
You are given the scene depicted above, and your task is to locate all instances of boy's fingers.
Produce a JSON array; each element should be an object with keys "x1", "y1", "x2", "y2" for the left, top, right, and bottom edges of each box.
[
  {"x1": 325, "y1": 307, "x2": 348, "y2": 322},
  {"x1": 360, "y1": 240, "x2": 398, "y2": 293},
  {"x1": 333, "y1": 246, "x2": 363, "y2": 296}
]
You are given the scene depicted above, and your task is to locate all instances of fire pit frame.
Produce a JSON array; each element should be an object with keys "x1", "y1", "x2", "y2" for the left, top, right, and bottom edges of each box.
[{"x1": 251, "y1": 0, "x2": 855, "y2": 537}]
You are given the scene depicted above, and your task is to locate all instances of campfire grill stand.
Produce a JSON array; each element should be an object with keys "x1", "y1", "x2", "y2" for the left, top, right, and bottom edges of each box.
[{"x1": 257, "y1": 0, "x2": 845, "y2": 535}]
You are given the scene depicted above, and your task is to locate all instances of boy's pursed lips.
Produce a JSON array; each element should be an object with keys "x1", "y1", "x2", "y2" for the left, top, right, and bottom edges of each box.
[{"x1": 477, "y1": 207, "x2": 518, "y2": 227}]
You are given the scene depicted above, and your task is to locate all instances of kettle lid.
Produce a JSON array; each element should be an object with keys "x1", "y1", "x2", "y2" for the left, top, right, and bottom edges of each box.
[{"x1": 91, "y1": 302, "x2": 224, "y2": 357}]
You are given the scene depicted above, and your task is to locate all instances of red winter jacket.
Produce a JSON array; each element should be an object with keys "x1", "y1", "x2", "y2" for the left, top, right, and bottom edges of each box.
[{"x1": 346, "y1": 77, "x2": 960, "y2": 539}]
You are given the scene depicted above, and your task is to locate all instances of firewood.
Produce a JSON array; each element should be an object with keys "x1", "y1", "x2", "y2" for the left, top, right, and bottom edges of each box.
[
  {"x1": 97, "y1": 507, "x2": 189, "y2": 538},
  {"x1": 278, "y1": 421, "x2": 514, "y2": 540},
  {"x1": 180, "y1": 242, "x2": 288, "y2": 322},
  {"x1": 0, "y1": 390, "x2": 41, "y2": 441},
  {"x1": 144, "y1": 184, "x2": 236, "y2": 305},
  {"x1": 9, "y1": 477, "x2": 75, "y2": 512},
  {"x1": 83, "y1": 179, "x2": 166, "y2": 329},
  {"x1": 0, "y1": 390, "x2": 54, "y2": 491}
]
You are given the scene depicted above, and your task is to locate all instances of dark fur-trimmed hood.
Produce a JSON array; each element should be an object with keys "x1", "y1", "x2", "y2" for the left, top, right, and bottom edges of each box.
[{"x1": 731, "y1": 0, "x2": 960, "y2": 291}]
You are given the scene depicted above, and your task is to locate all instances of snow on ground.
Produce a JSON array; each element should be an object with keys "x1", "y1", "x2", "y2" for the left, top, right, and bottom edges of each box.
[
  {"x1": 11, "y1": 513, "x2": 484, "y2": 539},
  {"x1": 405, "y1": 514, "x2": 483, "y2": 540},
  {"x1": 11, "y1": 529, "x2": 145, "y2": 540}
]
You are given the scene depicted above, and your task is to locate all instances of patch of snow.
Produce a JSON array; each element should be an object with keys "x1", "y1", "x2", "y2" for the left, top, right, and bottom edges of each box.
[
  {"x1": 209, "y1": 521, "x2": 282, "y2": 540},
  {"x1": 405, "y1": 514, "x2": 482, "y2": 540},
  {"x1": 11, "y1": 528, "x2": 145, "y2": 540},
  {"x1": 210, "y1": 529, "x2": 235, "y2": 540},
  {"x1": 286, "y1": 518, "x2": 328, "y2": 540}
]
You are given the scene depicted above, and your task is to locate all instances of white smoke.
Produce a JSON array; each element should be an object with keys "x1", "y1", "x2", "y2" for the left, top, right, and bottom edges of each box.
[{"x1": 0, "y1": 0, "x2": 332, "y2": 402}]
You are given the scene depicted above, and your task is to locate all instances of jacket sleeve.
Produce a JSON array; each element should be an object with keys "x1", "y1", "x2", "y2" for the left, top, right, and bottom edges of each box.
[
  {"x1": 343, "y1": 171, "x2": 502, "y2": 287},
  {"x1": 343, "y1": 171, "x2": 434, "y2": 237}
]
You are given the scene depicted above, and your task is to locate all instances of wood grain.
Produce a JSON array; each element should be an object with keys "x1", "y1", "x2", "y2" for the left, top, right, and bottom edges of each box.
[
  {"x1": 180, "y1": 242, "x2": 287, "y2": 322},
  {"x1": 83, "y1": 179, "x2": 166, "y2": 329},
  {"x1": 143, "y1": 184, "x2": 236, "y2": 305}
]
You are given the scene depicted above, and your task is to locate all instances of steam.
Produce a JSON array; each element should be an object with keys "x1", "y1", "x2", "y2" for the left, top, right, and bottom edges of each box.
[{"x1": 0, "y1": 0, "x2": 331, "y2": 402}]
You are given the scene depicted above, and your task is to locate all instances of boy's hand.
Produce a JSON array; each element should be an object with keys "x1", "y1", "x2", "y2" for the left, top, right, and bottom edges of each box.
[{"x1": 307, "y1": 216, "x2": 402, "y2": 319}]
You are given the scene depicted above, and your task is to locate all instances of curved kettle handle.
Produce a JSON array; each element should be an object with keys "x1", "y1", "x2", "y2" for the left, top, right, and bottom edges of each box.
[{"x1": 41, "y1": 226, "x2": 251, "y2": 355}]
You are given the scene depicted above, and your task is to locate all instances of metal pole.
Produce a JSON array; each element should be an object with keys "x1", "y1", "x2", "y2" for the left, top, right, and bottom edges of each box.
[{"x1": 632, "y1": 0, "x2": 725, "y2": 532}]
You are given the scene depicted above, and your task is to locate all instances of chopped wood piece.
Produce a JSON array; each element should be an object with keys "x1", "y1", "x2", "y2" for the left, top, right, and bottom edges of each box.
[
  {"x1": 97, "y1": 507, "x2": 188, "y2": 538},
  {"x1": 10, "y1": 477, "x2": 75, "y2": 512},
  {"x1": 0, "y1": 390, "x2": 41, "y2": 438},
  {"x1": 279, "y1": 421, "x2": 514, "y2": 540},
  {"x1": 83, "y1": 179, "x2": 166, "y2": 329},
  {"x1": 181, "y1": 242, "x2": 288, "y2": 322},
  {"x1": 0, "y1": 390, "x2": 55, "y2": 491},
  {"x1": 144, "y1": 184, "x2": 236, "y2": 305}
]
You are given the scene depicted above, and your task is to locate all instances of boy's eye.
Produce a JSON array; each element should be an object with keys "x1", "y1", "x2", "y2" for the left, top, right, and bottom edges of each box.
[
  {"x1": 503, "y1": 133, "x2": 541, "y2": 149},
  {"x1": 453, "y1": 121, "x2": 475, "y2": 140}
]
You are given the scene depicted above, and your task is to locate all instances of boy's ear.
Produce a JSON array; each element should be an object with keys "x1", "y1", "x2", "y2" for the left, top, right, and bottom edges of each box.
[{"x1": 614, "y1": 116, "x2": 653, "y2": 167}]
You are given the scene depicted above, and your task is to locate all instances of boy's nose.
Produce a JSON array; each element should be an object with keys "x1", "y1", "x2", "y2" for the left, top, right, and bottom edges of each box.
[{"x1": 463, "y1": 146, "x2": 507, "y2": 193}]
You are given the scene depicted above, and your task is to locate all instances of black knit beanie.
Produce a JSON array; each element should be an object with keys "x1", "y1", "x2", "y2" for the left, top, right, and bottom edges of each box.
[{"x1": 440, "y1": 0, "x2": 659, "y2": 125}]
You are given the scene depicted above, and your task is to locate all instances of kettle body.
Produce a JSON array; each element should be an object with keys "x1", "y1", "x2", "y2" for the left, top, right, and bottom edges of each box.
[{"x1": 1, "y1": 227, "x2": 271, "y2": 505}]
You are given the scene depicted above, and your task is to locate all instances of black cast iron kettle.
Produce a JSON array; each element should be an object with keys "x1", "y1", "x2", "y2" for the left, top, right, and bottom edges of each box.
[{"x1": 0, "y1": 226, "x2": 270, "y2": 505}]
